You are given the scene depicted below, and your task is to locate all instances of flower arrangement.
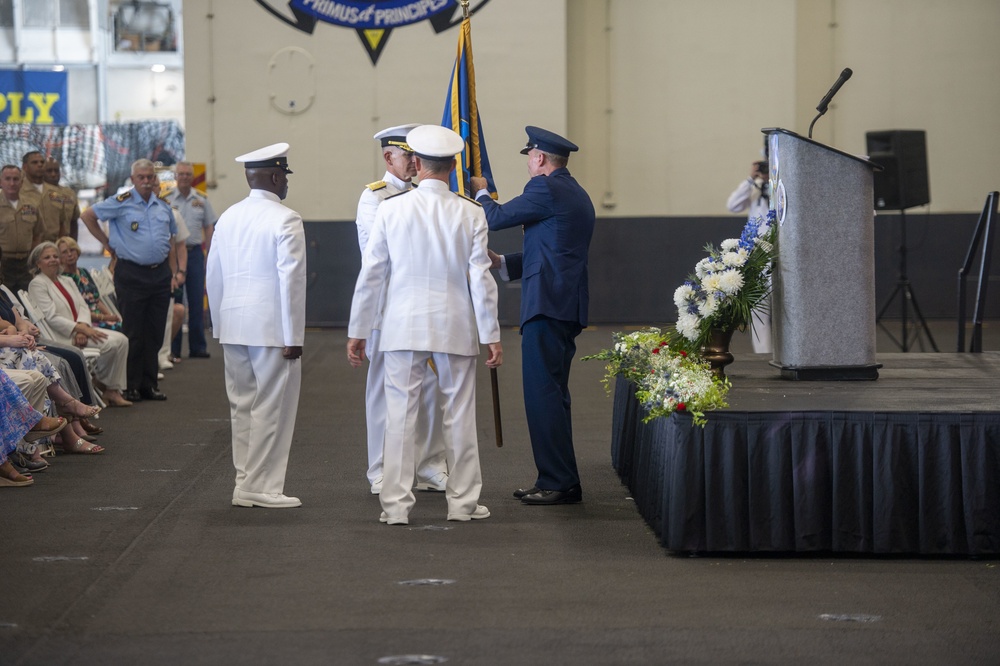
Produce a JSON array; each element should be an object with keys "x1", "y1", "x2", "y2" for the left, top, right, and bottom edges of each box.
[
  {"x1": 583, "y1": 328, "x2": 729, "y2": 426},
  {"x1": 670, "y1": 210, "x2": 777, "y2": 353}
]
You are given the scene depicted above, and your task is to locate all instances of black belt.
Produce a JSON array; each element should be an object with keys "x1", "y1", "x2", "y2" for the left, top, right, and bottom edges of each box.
[{"x1": 120, "y1": 258, "x2": 168, "y2": 269}]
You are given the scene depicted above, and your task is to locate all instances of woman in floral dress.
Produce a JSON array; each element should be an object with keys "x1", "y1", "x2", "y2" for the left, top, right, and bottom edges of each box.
[
  {"x1": 0, "y1": 288, "x2": 105, "y2": 455},
  {"x1": 0, "y1": 368, "x2": 68, "y2": 486}
]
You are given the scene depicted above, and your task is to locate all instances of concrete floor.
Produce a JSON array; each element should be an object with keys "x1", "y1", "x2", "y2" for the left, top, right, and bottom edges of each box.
[{"x1": 2, "y1": 322, "x2": 998, "y2": 665}]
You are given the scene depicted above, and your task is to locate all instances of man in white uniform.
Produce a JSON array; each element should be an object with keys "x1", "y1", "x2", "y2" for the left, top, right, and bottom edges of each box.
[
  {"x1": 347, "y1": 125, "x2": 502, "y2": 525},
  {"x1": 206, "y1": 143, "x2": 306, "y2": 509},
  {"x1": 356, "y1": 123, "x2": 449, "y2": 495}
]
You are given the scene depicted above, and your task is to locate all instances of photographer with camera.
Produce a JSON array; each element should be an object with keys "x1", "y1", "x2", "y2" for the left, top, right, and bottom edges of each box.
[
  {"x1": 727, "y1": 160, "x2": 770, "y2": 221},
  {"x1": 726, "y1": 159, "x2": 773, "y2": 353}
]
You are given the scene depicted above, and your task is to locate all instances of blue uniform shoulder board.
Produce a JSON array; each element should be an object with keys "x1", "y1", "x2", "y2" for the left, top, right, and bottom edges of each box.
[
  {"x1": 366, "y1": 180, "x2": 387, "y2": 191},
  {"x1": 116, "y1": 191, "x2": 131, "y2": 202},
  {"x1": 458, "y1": 193, "x2": 483, "y2": 207},
  {"x1": 385, "y1": 190, "x2": 412, "y2": 200}
]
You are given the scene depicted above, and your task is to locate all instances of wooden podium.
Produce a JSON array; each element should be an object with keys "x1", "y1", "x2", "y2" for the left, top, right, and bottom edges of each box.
[{"x1": 763, "y1": 128, "x2": 881, "y2": 380}]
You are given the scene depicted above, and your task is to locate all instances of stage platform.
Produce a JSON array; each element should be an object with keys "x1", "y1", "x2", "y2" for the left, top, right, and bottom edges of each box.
[{"x1": 611, "y1": 353, "x2": 1000, "y2": 556}]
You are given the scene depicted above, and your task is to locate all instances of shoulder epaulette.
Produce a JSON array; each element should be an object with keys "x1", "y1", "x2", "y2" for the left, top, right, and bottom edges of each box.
[
  {"x1": 385, "y1": 190, "x2": 413, "y2": 200},
  {"x1": 116, "y1": 191, "x2": 131, "y2": 202},
  {"x1": 366, "y1": 180, "x2": 387, "y2": 191},
  {"x1": 458, "y1": 193, "x2": 483, "y2": 207}
]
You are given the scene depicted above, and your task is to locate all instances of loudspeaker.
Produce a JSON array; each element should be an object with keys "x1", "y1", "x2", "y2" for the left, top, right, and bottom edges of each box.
[{"x1": 865, "y1": 130, "x2": 930, "y2": 210}]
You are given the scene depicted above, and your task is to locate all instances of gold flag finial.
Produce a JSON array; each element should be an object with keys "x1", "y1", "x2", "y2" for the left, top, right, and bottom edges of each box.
[{"x1": 461, "y1": 0, "x2": 470, "y2": 19}]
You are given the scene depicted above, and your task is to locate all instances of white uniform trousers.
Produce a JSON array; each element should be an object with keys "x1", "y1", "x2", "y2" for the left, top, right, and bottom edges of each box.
[
  {"x1": 158, "y1": 298, "x2": 175, "y2": 367},
  {"x1": 366, "y1": 328, "x2": 448, "y2": 484},
  {"x1": 380, "y1": 350, "x2": 482, "y2": 521},
  {"x1": 223, "y1": 344, "x2": 301, "y2": 495}
]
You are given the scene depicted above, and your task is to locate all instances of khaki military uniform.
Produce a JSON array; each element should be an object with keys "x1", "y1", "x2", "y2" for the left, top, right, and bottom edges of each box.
[
  {"x1": 54, "y1": 185, "x2": 81, "y2": 239},
  {"x1": 21, "y1": 181, "x2": 67, "y2": 242},
  {"x1": 0, "y1": 192, "x2": 46, "y2": 292}
]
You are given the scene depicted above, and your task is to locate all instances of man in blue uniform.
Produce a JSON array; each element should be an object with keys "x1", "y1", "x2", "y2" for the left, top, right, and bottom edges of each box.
[
  {"x1": 81, "y1": 159, "x2": 178, "y2": 402},
  {"x1": 470, "y1": 126, "x2": 595, "y2": 505},
  {"x1": 166, "y1": 161, "x2": 217, "y2": 359}
]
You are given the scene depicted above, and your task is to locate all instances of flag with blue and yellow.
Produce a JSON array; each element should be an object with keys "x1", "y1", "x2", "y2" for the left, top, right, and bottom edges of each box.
[{"x1": 441, "y1": 14, "x2": 497, "y2": 198}]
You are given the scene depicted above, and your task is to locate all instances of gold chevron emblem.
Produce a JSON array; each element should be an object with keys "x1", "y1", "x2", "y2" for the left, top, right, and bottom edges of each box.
[{"x1": 363, "y1": 30, "x2": 384, "y2": 50}]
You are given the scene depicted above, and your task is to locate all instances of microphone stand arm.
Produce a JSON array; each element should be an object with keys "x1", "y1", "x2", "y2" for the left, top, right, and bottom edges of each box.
[{"x1": 807, "y1": 110, "x2": 825, "y2": 139}]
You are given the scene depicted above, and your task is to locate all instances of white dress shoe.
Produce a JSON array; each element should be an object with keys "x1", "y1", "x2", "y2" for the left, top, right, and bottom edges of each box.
[
  {"x1": 379, "y1": 511, "x2": 408, "y2": 525},
  {"x1": 416, "y1": 471, "x2": 448, "y2": 492},
  {"x1": 232, "y1": 489, "x2": 302, "y2": 508},
  {"x1": 447, "y1": 504, "x2": 490, "y2": 521},
  {"x1": 370, "y1": 476, "x2": 383, "y2": 495},
  {"x1": 159, "y1": 360, "x2": 174, "y2": 370}
]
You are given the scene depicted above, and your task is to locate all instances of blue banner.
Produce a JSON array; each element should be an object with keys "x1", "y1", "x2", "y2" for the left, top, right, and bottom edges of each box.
[
  {"x1": 441, "y1": 17, "x2": 496, "y2": 198},
  {"x1": 0, "y1": 70, "x2": 68, "y2": 125},
  {"x1": 289, "y1": 0, "x2": 452, "y2": 29}
]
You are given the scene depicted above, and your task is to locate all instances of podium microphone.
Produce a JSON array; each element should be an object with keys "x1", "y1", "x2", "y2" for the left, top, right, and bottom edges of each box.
[{"x1": 808, "y1": 67, "x2": 853, "y2": 138}]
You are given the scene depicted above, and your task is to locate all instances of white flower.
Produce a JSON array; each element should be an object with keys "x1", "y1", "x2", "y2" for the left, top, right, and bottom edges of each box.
[
  {"x1": 694, "y1": 258, "x2": 713, "y2": 279},
  {"x1": 701, "y1": 272, "x2": 723, "y2": 293},
  {"x1": 676, "y1": 312, "x2": 701, "y2": 341},
  {"x1": 697, "y1": 293, "x2": 718, "y2": 317},
  {"x1": 720, "y1": 238, "x2": 740, "y2": 252},
  {"x1": 716, "y1": 269, "x2": 744, "y2": 295},
  {"x1": 673, "y1": 284, "x2": 696, "y2": 308},
  {"x1": 722, "y1": 248, "x2": 749, "y2": 268}
]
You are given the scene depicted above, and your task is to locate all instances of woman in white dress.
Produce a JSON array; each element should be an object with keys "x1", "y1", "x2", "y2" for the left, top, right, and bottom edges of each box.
[{"x1": 27, "y1": 242, "x2": 131, "y2": 408}]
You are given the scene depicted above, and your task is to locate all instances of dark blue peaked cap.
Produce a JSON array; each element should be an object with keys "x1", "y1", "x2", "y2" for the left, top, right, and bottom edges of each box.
[{"x1": 520, "y1": 126, "x2": 579, "y2": 158}]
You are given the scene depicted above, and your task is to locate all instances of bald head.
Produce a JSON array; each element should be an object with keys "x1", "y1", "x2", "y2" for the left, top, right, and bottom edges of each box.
[
  {"x1": 245, "y1": 167, "x2": 289, "y2": 200},
  {"x1": 44, "y1": 158, "x2": 62, "y2": 186}
]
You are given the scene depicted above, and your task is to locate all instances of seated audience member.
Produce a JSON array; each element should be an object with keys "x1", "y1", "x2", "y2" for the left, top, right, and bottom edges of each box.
[
  {"x1": 1, "y1": 246, "x2": 99, "y2": 410},
  {"x1": 58, "y1": 236, "x2": 122, "y2": 331},
  {"x1": 27, "y1": 242, "x2": 131, "y2": 407},
  {"x1": 0, "y1": 324, "x2": 105, "y2": 455},
  {"x1": 0, "y1": 368, "x2": 67, "y2": 487},
  {"x1": 4, "y1": 367, "x2": 69, "y2": 470},
  {"x1": 0, "y1": 282, "x2": 101, "y2": 430}
]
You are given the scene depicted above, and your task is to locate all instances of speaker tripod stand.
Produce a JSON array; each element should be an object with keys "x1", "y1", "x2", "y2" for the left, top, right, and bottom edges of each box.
[{"x1": 876, "y1": 209, "x2": 939, "y2": 352}]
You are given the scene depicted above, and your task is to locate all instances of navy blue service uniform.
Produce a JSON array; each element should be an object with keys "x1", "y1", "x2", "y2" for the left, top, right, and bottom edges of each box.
[{"x1": 476, "y1": 127, "x2": 595, "y2": 503}]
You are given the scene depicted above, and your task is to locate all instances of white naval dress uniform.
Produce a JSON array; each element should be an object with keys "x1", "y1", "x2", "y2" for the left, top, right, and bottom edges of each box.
[
  {"x1": 206, "y1": 189, "x2": 306, "y2": 496},
  {"x1": 348, "y1": 178, "x2": 500, "y2": 521},
  {"x1": 356, "y1": 170, "x2": 448, "y2": 489}
]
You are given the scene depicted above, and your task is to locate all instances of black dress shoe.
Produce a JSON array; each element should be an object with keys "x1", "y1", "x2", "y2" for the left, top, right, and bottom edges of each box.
[
  {"x1": 512, "y1": 486, "x2": 540, "y2": 499},
  {"x1": 122, "y1": 389, "x2": 143, "y2": 402},
  {"x1": 139, "y1": 388, "x2": 168, "y2": 401},
  {"x1": 189, "y1": 350, "x2": 211, "y2": 358},
  {"x1": 521, "y1": 486, "x2": 583, "y2": 505}
]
